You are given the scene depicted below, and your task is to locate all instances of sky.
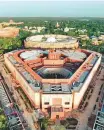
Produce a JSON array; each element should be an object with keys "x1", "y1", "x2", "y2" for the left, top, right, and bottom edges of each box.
[{"x1": 0, "y1": 1, "x2": 104, "y2": 17}]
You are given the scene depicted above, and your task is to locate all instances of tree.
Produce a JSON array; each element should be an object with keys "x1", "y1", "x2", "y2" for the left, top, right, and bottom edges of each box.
[
  {"x1": 39, "y1": 117, "x2": 50, "y2": 130},
  {"x1": 19, "y1": 29, "x2": 32, "y2": 42},
  {"x1": 0, "y1": 37, "x2": 22, "y2": 53},
  {"x1": 51, "y1": 125, "x2": 66, "y2": 130},
  {"x1": 0, "y1": 108, "x2": 8, "y2": 130}
]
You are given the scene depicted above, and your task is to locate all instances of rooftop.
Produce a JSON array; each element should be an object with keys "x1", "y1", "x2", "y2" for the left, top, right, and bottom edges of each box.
[
  {"x1": 5, "y1": 49, "x2": 101, "y2": 93},
  {"x1": 0, "y1": 27, "x2": 19, "y2": 38},
  {"x1": 26, "y1": 35, "x2": 77, "y2": 43},
  {"x1": 25, "y1": 35, "x2": 79, "y2": 49}
]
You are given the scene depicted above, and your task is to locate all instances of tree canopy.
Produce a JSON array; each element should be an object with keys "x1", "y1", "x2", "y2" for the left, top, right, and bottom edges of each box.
[{"x1": 0, "y1": 108, "x2": 8, "y2": 130}]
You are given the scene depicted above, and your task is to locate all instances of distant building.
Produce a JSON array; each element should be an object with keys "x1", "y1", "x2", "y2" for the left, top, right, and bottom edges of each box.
[
  {"x1": 0, "y1": 24, "x2": 3, "y2": 29},
  {"x1": 91, "y1": 36, "x2": 99, "y2": 45},
  {"x1": 64, "y1": 27, "x2": 69, "y2": 32},
  {"x1": 24, "y1": 26, "x2": 28, "y2": 29},
  {"x1": 78, "y1": 35, "x2": 89, "y2": 40},
  {"x1": 98, "y1": 35, "x2": 104, "y2": 41},
  {"x1": 0, "y1": 19, "x2": 24, "y2": 26},
  {"x1": 0, "y1": 27, "x2": 19, "y2": 38},
  {"x1": 29, "y1": 27, "x2": 33, "y2": 30},
  {"x1": 24, "y1": 35, "x2": 79, "y2": 49},
  {"x1": 77, "y1": 29, "x2": 87, "y2": 34},
  {"x1": 37, "y1": 27, "x2": 45, "y2": 33},
  {"x1": 69, "y1": 28, "x2": 76, "y2": 30},
  {"x1": 31, "y1": 30, "x2": 38, "y2": 33},
  {"x1": 56, "y1": 22, "x2": 60, "y2": 28}
]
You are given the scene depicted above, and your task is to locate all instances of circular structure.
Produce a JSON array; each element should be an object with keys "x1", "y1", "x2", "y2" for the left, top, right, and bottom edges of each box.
[
  {"x1": 62, "y1": 50, "x2": 87, "y2": 61},
  {"x1": 20, "y1": 50, "x2": 44, "y2": 60},
  {"x1": 25, "y1": 35, "x2": 79, "y2": 49},
  {"x1": 46, "y1": 37, "x2": 57, "y2": 43},
  {"x1": 36, "y1": 67, "x2": 73, "y2": 79},
  {"x1": 26, "y1": 35, "x2": 43, "y2": 42}
]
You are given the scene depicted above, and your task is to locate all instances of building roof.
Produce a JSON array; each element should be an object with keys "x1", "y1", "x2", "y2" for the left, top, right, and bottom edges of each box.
[
  {"x1": 58, "y1": 50, "x2": 87, "y2": 61},
  {"x1": 46, "y1": 37, "x2": 57, "y2": 43},
  {"x1": 20, "y1": 50, "x2": 43, "y2": 60},
  {"x1": 25, "y1": 35, "x2": 79, "y2": 49},
  {"x1": 26, "y1": 35, "x2": 77, "y2": 43},
  {"x1": 0, "y1": 27, "x2": 19, "y2": 38},
  {"x1": 5, "y1": 49, "x2": 101, "y2": 93}
]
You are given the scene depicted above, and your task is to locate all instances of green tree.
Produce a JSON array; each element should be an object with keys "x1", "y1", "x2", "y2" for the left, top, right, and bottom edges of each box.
[
  {"x1": 0, "y1": 108, "x2": 8, "y2": 130},
  {"x1": 51, "y1": 125, "x2": 66, "y2": 130},
  {"x1": 19, "y1": 29, "x2": 32, "y2": 42},
  {"x1": 39, "y1": 117, "x2": 50, "y2": 130}
]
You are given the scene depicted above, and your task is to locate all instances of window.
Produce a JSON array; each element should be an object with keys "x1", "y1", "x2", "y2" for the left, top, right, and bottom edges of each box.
[
  {"x1": 96, "y1": 97, "x2": 99, "y2": 102},
  {"x1": 44, "y1": 102, "x2": 49, "y2": 105},
  {"x1": 65, "y1": 108, "x2": 69, "y2": 109},
  {"x1": 65, "y1": 102, "x2": 70, "y2": 105}
]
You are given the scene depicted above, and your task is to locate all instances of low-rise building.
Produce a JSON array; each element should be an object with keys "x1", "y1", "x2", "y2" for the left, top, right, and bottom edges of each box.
[
  {"x1": 0, "y1": 19, "x2": 24, "y2": 26},
  {"x1": 78, "y1": 35, "x2": 89, "y2": 40},
  {"x1": 64, "y1": 27, "x2": 69, "y2": 32},
  {"x1": 98, "y1": 35, "x2": 104, "y2": 41},
  {"x1": 0, "y1": 27, "x2": 19, "y2": 38}
]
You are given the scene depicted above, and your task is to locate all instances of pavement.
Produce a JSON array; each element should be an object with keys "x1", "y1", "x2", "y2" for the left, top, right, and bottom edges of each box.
[
  {"x1": 0, "y1": 63, "x2": 38, "y2": 130},
  {"x1": 76, "y1": 65, "x2": 104, "y2": 130}
]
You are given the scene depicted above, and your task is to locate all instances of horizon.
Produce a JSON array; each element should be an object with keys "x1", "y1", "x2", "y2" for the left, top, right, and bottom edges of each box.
[{"x1": 0, "y1": 1, "x2": 104, "y2": 17}]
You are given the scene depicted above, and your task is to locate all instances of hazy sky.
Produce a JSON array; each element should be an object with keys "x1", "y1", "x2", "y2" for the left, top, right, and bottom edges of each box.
[{"x1": 0, "y1": 1, "x2": 104, "y2": 17}]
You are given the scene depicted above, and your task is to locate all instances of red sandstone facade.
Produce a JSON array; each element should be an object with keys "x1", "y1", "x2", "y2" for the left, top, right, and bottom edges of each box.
[{"x1": 4, "y1": 48, "x2": 102, "y2": 119}]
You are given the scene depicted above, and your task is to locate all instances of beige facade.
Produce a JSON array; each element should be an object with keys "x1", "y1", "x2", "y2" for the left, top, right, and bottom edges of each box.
[
  {"x1": 0, "y1": 27, "x2": 19, "y2": 38},
  {"x1": 24, "y1": 35, "x2": 79, "y2": 49}
]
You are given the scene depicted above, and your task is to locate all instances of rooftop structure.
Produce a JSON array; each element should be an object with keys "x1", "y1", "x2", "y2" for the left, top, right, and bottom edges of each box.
[
  {"x1": 24, "y1": 35, "x2": 79, "y2": 49},
  {"x1": 0, "y1": 27, "x2": 19, "y2": 38},
  {"x1": 56, "y1": 22, "x2": 60, "y2": 28},
  {"x1": 4, "y1": 35, "x2": 102, "y2": 119},
  {"x1": 0, "y1": 19, "x2": 24, "y2": 26},
  {"x1": 99, "y1": 35, "x2": 104, "y2": 41}
]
